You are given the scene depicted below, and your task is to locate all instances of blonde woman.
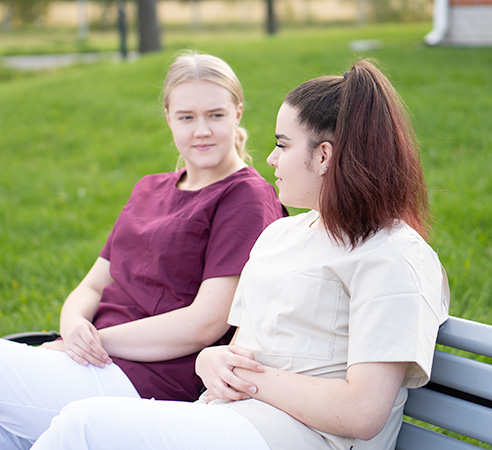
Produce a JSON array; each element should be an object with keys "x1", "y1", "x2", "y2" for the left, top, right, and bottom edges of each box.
[{"x1": 0, "y1": 52, "x2": 285, "y2": 450}]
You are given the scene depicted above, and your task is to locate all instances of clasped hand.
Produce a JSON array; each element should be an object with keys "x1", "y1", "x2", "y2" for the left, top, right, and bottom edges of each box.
[
  {"x1": 196, "y1": 345, "x2": 264, "y2": 403},
  {"x1": 42, "y1": 317, "x2": 112, "y2": 369}
]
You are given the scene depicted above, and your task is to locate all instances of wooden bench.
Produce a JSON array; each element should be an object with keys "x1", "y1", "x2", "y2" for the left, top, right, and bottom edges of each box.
[
  {"x1": 396, "y1": 316, "x2": 492, "y2": 449},
  {"x1": 3, "y1": 316, "x2": 492, "y2": 448}
]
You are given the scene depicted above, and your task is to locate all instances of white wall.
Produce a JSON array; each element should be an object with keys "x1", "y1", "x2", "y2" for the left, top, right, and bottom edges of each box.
[{"x1": 444, "y1": 4, "x2": 492, "y2": 45}]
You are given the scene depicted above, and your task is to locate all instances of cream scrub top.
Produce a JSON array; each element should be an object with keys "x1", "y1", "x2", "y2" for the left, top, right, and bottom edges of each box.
[{"x1": 208, "y1": 210, "x2": 450, "y2": 450}]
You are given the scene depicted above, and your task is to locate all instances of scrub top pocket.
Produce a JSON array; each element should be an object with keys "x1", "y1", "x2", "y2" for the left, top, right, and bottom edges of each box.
[{"x1": 271, "y1": 273, "x2": 341, "y2": 365}]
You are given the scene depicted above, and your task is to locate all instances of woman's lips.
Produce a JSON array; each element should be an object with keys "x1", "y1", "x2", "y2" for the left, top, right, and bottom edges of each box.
[{"x1": 193, "y1": 144, "x2": 214, "y2": 151}]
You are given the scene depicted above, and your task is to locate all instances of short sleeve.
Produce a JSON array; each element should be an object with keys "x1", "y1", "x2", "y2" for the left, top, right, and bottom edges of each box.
[
  {"x1": 98, "y1": 179, "x2": 140, "y2": 262},
  {"x1": 201, "y1": 179, "x2": 284, "y2": 281},
  {"x1": 99, "y1": 229, "x2": 113, "y2": 260},
  {"x1": 228, "y1": 281, "x2": 243, "y2": 327},
  {"x1": 347, "y1": 237, "x2": 450, "y2": 388}
]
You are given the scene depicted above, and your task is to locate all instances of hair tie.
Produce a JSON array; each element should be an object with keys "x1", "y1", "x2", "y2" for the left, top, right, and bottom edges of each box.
[{"x1": 343, "y1": 71, "x2": 351, "y2": 80}]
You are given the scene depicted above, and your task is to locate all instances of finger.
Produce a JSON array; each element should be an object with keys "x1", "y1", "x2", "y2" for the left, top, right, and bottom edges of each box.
[
  {"x1": 71, "y1": 339, "x2": 110, "y2": 366},
  {"x1": 78, "y1": 329, "x2": 112, "y2": 365},
  {"x1": 65, "y1": 348, "x2": 90, "y2": 367},
  {"x1": 68, "y1": 343, "x2": 111, "y2": 368},
  {"x1": 222, "y1": 371, "x2": 258, "y2": 396},
  {"x1": 211, "y1": 382, "x2": 251, "y2": 402},
  {"x1": 203, "y1": 392, "x2": 243, "y2": 404},
  {"x1": 229, "y1": 345, "x2": 257, "y2": 360},
  {"x1": 85, "y1": 341, "x2": 112, "y2": 365},
  {"x1": 229, "y1": 353, "x2": 264, "y2": 373}
]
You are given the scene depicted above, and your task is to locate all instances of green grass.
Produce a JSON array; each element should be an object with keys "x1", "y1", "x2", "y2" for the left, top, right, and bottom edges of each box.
[
  {"x1": 1, "y1": 22, "x2": 491, "y2": 337},
  {"x1": 0, "y1": 26, "x2": 134, "y2": 56}
]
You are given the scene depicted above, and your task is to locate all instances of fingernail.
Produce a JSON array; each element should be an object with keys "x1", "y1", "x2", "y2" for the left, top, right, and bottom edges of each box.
[{"x1": 248, "y1": 386, "x2": 257, "y2": 394}]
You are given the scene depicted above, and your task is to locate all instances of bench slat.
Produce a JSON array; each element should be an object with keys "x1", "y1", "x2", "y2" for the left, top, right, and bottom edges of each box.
[
  {"x1": 437, "y1": 317, "x2": 492, "y2": 358},
  {"x1": 404, "y1": 388, "x2": 492, "y2": 444},
  {"x1": 396, "y1": 422, "x2": 478, "y2": 450},
  {"x1": 431, "y1": 350, "x2": 492, "y2": 402}
]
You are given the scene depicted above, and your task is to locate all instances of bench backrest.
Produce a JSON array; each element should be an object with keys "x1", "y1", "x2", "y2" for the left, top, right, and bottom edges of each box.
[{"x1": 396, "y1": 316, "x2": 492, "y2": 449}]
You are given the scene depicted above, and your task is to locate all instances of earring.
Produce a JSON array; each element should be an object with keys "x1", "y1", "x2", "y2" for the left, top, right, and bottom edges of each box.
[{"x1": 319, "y1": 165, "x2": 328, "y2": 175}]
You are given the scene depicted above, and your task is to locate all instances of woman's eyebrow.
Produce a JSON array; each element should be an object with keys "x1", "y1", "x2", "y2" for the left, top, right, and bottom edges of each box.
[
  {"x1": 208, "y1": 107, "x2": 227, "y2": 113},
  {"x1": 174, "y1": 106, "x2": 227, "y2": 114},
  {"x1": 275, "y1": 134, "x2": 291, "y2": 140}
]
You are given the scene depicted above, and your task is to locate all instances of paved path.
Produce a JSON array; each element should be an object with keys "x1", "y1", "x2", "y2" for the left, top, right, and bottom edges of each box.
[{"x1": 1, "y1": 52, "x2": 138, "y2": 71}]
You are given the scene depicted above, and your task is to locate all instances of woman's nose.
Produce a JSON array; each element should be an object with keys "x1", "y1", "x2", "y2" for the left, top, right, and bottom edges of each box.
[
  {"x1": 266, "y1": 147, "x2": 278, "y2": 167},
  {"x1": 194, "y1": 118, "x2": 212, "y2": 137}
]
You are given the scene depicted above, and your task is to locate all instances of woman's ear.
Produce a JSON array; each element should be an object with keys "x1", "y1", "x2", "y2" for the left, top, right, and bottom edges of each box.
[
  {"x1": 236, "y1": 103, "x2": 244, "y2": 125},
  {"x1": 316, "y1": 141, "x2": 333, "y2": 175},
  {"x1": 319, "y1": 141, "x2": 333, "y2": 162}
]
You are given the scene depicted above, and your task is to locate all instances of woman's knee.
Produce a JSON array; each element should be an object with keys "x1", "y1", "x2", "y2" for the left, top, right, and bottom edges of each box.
[{"x1": 51, "y1": 397, "x2": 109, "y2": 432}]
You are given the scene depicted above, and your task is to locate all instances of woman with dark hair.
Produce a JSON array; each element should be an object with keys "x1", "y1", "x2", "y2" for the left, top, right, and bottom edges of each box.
[{"x1": 32, "y1": 59, "x2": 449, "y2": 450}]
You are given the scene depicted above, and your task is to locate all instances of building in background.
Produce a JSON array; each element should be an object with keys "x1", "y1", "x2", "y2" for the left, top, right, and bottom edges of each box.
[{"x1": 425, "y1": 0, "x2": 492, "y2": 46}]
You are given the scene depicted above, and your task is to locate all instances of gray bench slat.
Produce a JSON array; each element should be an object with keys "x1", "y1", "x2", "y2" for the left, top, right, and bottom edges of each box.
[
  {"x1": 431, "y1": 350, "x2": 492, "y2": 401},
  {"x1": 437, "y1": 317, "x2": 492, "y2": 358},
  {"x1": 396, "y1": 422, "x2": 478, "y2": 450},
  {"x1": 404, "y1": 387, "x2": 492, "y2": 444}
]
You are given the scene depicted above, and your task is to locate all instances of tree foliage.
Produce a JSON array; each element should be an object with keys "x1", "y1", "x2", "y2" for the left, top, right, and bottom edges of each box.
[
  {"x1": 371, "y1": 0, "x2": 432, "y2": 22},
  {"x1": 0, "y1": 0, "x2": 55, "y2": 26}
]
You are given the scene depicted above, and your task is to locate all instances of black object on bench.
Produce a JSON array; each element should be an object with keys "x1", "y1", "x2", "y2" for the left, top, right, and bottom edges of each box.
[
  {"x1": 396, "y1": 316, "x2": 492, "y2": 449},
  {"x1": 2, "y1": 330, "x2": 60, "y2": 346}
]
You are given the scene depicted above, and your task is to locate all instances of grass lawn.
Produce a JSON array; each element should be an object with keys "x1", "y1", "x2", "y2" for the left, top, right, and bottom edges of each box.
[{"x1": 1, "y1": 22, "x2": 491, "y2": 339}]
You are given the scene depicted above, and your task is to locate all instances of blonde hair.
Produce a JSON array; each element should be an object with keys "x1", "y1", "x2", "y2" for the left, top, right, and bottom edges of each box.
[{"x1": 163, "y1": 51, "x2": 250, "y2": 162}]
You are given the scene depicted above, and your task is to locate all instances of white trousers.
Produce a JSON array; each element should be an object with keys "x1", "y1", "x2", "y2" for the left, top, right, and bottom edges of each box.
[
  {"x1": 0, "y1": 339, "x2": 140, "y2": 449},
  {"x1": 32, "y1": 396, "x2": 271, "y2": 450}
]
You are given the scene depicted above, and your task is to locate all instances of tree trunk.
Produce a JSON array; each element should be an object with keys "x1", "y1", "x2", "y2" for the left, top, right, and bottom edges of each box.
[
  {"x1": 117, "y1": 0, "x2": 128, "y2": 59},
  {"x1": 357, "y1": 0, "x2": 369, "y2": 25},
  {"x1": 77, "y1": 0, "x2": 89, "y2": 41},
  {"x1": 136, "y1": 0, "x2": 162, "y2": 54},
  {"x1": 265, "y1": 0, "x2": 277, "y2": 34},
  {"x1": 191, "y1": 0, "x2": 201, "y2": 29},
  {"x1": 1, "y1": 2, "x2": 13, "y2": 32}
]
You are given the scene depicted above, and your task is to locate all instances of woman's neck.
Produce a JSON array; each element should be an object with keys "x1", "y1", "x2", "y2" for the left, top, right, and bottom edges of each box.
[
  {"x1": 177, "y1": 156, "x2": 247, "y2": 191},
  {"x1": 309, "y1": 211, "x2": 325, "y2": 230}
]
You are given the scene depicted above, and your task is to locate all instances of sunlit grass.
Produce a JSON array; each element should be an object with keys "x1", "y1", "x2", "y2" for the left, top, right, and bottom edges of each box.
[{"x1": 1, "y1": 23, "x2": 491, "y2": 339}]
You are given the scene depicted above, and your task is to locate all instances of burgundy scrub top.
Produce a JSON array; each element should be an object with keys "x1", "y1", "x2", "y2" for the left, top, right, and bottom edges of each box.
[{"x1": 93, "y1": 167, "x2": 286, "y2": 400}]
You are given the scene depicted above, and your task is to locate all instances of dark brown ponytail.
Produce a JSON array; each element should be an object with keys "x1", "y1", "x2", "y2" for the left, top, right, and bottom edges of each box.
[{"x1": 285, "y1": 59, "x2": 430, "y2": 248}]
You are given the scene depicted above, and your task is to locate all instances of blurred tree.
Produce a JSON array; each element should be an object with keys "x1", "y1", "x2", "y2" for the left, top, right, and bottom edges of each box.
[
  {"x1": 356, "y1": 0, "x2": 369, "y2": 24},
  {"x1": 136, "y1": 0, "x2": 161, "y2": 53},
  {"x1": 0, "y1": 0, "x2": 54, "y2": 26},
  {"x1": 99, "y1": 0, "x2": 114, "y2": 29},
  {"x1": 265, "y1": 0, "x2": 276, "y2": 34},
  {"x1": 350, "y1": 0, "x2": 432, "y2": 23},
  {"x1": 78, "y1": 0, "x2": 89, "y2": 41},
  {"x1": 117, "y1": 0, "x2": 128, "y2": 58},
  {"x1": 178, "y1": 0, "x2": 201, "y2": 29},
  {"x1": 91, "y1": 0, "x2": 161, "y2": 53},
  {"x1": 1, "y1": 0, "x2": 13, "y2": 31},
  {"x1": 191, "y1": 0, "x2": 201, "y2": 29}
]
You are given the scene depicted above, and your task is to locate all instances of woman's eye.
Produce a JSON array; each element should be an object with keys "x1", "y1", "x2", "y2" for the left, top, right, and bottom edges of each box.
[
  {"x1": 179, "y1": 116, "x2": 193, "y2": 121},
  {"x1": 211, "y1": 113, "x2": 224, "y2": 119},
  {"x1": 275, "y1": 142, "x2": 285, "y2": 149}
]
